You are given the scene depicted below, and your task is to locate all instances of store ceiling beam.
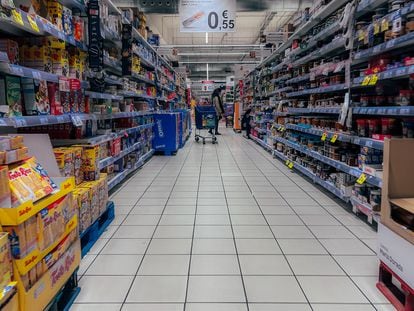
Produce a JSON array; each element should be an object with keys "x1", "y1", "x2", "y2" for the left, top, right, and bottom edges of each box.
[
  {"x1": 178, "y1": 52, "x2": 248, "y2": 56},
  {"x1": 180, "y1": 61, "x2": 259, "y2": 64}
]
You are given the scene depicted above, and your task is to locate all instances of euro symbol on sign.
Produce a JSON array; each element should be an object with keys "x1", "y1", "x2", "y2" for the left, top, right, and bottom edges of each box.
[{"x1": 222, "y1": 10, "x2": 228, "y2": 18}]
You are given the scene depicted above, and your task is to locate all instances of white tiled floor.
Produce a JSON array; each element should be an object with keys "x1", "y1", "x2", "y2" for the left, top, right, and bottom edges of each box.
[{"x1": 71, "y1": 129, "x2": 395, "y2": 311}]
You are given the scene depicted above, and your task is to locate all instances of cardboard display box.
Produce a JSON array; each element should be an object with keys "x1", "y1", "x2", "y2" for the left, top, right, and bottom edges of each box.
[{"x1": 381, "y1": 139, "x2": 414, "y2": 245}]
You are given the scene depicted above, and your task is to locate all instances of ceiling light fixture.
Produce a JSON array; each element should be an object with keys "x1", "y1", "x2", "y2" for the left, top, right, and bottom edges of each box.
[{"x1": 205, "y1": 32, "x2": 208, "y2": 44}]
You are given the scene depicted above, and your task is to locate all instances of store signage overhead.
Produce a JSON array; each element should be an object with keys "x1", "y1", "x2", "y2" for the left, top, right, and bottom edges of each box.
[{"x1": 179, "y1": 0, "x2": 236, "y2": 33}]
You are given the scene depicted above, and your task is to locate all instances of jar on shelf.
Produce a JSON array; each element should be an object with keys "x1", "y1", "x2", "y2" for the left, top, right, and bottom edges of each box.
[
  {"x1": 356, "y1": 119, "x2": 368, "y2": 137},
  {"x1": 402, "y1": 119, "x2": 414, "y2": 138}
]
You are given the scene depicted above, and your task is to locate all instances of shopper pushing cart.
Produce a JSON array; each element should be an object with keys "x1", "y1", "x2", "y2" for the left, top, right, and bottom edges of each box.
[{"x1": 194, "y1": 104, "x2": 218, "y2": 144}]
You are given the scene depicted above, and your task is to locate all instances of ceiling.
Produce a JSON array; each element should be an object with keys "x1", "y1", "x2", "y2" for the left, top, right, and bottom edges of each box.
[{"x1": 115, "y1": 0, "x2": 313, "y2": 92}]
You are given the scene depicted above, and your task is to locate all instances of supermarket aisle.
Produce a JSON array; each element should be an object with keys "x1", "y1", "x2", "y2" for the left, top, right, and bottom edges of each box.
[{"x1": 71, "y1": 129, "x2": 393, "y2": 311}]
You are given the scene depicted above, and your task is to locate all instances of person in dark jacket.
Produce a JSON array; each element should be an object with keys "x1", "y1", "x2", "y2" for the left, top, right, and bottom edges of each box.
[
  {"x1": 241, "y1": 108, "x2": 252, "y2": 138},
  {"x1": 210, "y1": 86, "x2": 225, "y2": 135}
]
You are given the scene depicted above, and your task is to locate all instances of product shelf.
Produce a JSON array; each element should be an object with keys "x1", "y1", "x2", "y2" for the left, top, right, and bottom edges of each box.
[
  {"x1": 273, "y1": 136, "x2": 383, "y2": 187},
  {"x1": 291, "y1": 37, "x2": 347, "y2": 68},
  {"x1": 353, "y1": 31, "x2": 414, "y2": 63},
  {"x1": 286, "y1": 83, "x2": 348, "y2": 97},
  {"x1": 286, "y1": 107, "x2": 342, "y2": 114},
  {"x1": 0, "y1": 177, "x2": 75, "y2": 226},
  {"x1": 350, "y1": 196, "x2": 380, "y2": 224},
  {"x1": 130, "y1": 73, "x2": 156, "y2": 85},
  {"x1": 261, "y1": 0, "x2": 348, "y2": 66},
  {"x1": 108, "y1": 149, "x2": 154, "y2": 190},
  {"x1": 286, "y1": 73, "x2": 311, "y2": 84},
  {"x1": 285, "y1": 123, "x2": 384, "y2": 150},
  {"x1": 356, "y1": 0, "x2": 390, "y2": 17},
  {"x1": 57, "y1": 0, "x2": 85, "y2": 11},
  {"x1": 270, "y1": 73, "x2": 291, "y2": 84},
  {"x1": 85, "y1": 91, "x2": 123, "y2": 101},
  {"x1": 14, "y1": 239, "x2": 80, "y2": 311},
  {"x1": 0, "y1": 9, "x2": 87, "y2": 50},
  {"x1": 0, "y1": 61, "x2": 89, "y2": 88},
  {"x1": 99, "y1": 141, "x2": 142, "y2": 169},
  {"x1": 352, "y1": 65, "x2": 414, "y2": 87},
  {"x1": 272, "y1": 148, "x2": 350, "y2": 201},
  {"x1": 249, "y1": 135, "x2": 274, "y2": 152},
  {"x1": 13, "y1": 214, "x2": 78, "y2": 276},
  {"x1": 352, "y1": 105, "x2": 414, "y2": 116}
]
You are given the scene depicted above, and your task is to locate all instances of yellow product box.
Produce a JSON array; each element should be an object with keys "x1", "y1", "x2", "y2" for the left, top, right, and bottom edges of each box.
[
  {"x1": 8, "y1": 160, "x2": 54, "y2": 207},
  {"x1": 51, "y1": 48, "x2": 69, "y2": 77},
  {"x1": 76, "y1": 145, "x2": 100, "y2": 181},
  {"x1": 0, "y1": 233, "x2": 12, "y2": 292},
  {"x1": 97, "y1": 173, "x2": 108, "y2": 215},
  {"x1": 68, "y1": 146, "x2": 83, "y2": 185},
  {"x1": 31, "y1": 46, "x2": 52, "y2": 72},
  {"x1": 53, "y1": 147, "x2": 74, "y2": 178},
  {"x1": 68, "y1": 52, "x2": 80, "y2": 79},
  {"x1": 37, "y1": 196, "x2": 65, "y2": 251},
  {"x1": 48, "y1": 36, "x2": 65, "y2": 49},
  {"x1": 15, "y1": 239, "x2": 80, "y2": 311},
  {"x1": 1, "y1": 288, "x2": 18, "y2": 311},
  {"x1": 79, "y1": 181, "x2": 100, "y2": 223},
  {"x1": 73, "y1": 188, "x2": 91, "y2": 233},
  {"x1": 3, "y1": 218, "x2": 37, "y2": 259}
]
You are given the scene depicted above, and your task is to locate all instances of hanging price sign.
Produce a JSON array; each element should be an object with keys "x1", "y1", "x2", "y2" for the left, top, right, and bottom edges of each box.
[
  {"x1": 330, "y1": 133, "x2": 338, "y2": 143},
  {"x1": 27, "y1": 15, "x2": 39, "y2": 32},
  {"x1": 361, "y1": 76, "x2": 371, "y2": 86},
  {"x1": 321, "y1": 132, "x2": 328, "y2": 141},
  {"x1": 180, "y1": 0, "x2": 236, "y2": 32},
  {"x1": 11, "y1": 10, "x2": 24, "y2": 26},
  {"x1": 381, "y1": 19, "x2": 389, "y2": 32},
  {"x1": 368, "y1": 74, "x2": 378, "y2": 85},
  {"x1": 356, "y1": 173, "x2": 367, "y2": 185},
  {"x1": 287, "y1": 161, "x2": 294, "y2": 169}
]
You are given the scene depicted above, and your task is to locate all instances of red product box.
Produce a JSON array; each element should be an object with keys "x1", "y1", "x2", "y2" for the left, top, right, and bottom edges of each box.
[{"x1": 111, "y1": 137, "x2": 121, "y2": 157}]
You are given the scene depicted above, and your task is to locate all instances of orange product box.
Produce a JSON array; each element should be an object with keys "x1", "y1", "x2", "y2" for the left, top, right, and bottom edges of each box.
[{"x1": 0, "y1": 166, "x2": 11, "y2": 208}]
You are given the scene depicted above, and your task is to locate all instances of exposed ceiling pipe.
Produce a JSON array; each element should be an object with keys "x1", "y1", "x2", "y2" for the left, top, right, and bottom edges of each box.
[
  {"x1": 180, "y1": 61, "x2": 259, "y2": 64},
  {"x1": 178, "y1": 52, "x2": 248, "y2": 56},
  {"x1": 158, "y1": 44, "x2": 263, "y2": 48}
]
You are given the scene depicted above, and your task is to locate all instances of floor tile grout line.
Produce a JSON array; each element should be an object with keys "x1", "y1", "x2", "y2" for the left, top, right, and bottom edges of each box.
[
  {"x1": 215, "y1": 140, "x2": 251, "y2": 310},
  {"x1": 221, "y1": 134, "x2": 314, "y2": 310},
  {"x1": 245, "y1": 136, "x2": 378, "y2": 251},
  {"x1": 182, "y1": 140, "x2": 204, "y2": 311},
  {"x1": 117, "y1": 141, "x2": 196, "y2": 308},
  {"x1": 78, "y1": 158, "x2": 169, "y2": 282},
  {"x1": 239, "y1": 134, "x2": 378, "y2": 309}
]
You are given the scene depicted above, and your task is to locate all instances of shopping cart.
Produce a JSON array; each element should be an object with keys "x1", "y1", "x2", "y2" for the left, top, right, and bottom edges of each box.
[{"x1": 194, "y1": 105, "x2": 217, "y2": 144}]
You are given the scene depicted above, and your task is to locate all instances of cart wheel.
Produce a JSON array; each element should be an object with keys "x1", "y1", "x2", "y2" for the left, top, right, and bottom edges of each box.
[
  {"x1": 195, "y1": 136, "x2": 200, "y2": 142},
  {"x1": 212, "y1": 140, "x2": 216, "y2": 144},
  {"x1": 203, "y1": 139, "x2": 206, "y2": 144},
  {"x1": 213, "y1": 137, "x2": 217, "y2": 143}
]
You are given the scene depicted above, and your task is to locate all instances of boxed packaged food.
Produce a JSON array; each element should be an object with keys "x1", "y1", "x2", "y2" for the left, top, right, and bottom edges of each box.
[
  {"x1": 37, "y1": 196, "x2": 65, "y2": 251},
  {"x1": 3, "y1": 216, "x2": 37, "y2": 259},
  {"x1": 27, "y1": 157, "x2": 58, "y2": 191},
  {"x1": 62, "y1": 6, "x2": 73, "y2": 36},
  {"x1": 31, "y1": 46, "x2": 52, "y2": 72},
  {"x1": 8, "y1": 158, "x2": 54, "y2": 206},
  {"x1": 22, "y1": 78, "x2": 51, "y2": 115},
  {"x1": 71, "y1": 146, "x2": 83, "y2": 185},
  {"x1": 43, "y1": 228, "x2": 76, "y2": 272},
  {"x1": 77, "y1": 145, "x2": 100, "y2": 181},
  {"x1": 73, "y1": 187, "x2": 91, "y2": 233},
  {"x1": 0, "y1": 166, "x2": 11, "y2": 207},
  {"x1": 54, "y1": 147, "x2": 74, "y2": 177},
  {"x1": 0, "y1": 233, "x2": 12, "y2": 291},
  {"x1": 50, "y1": 48, "x2": 69, "y2": 77},
  {"x1": 5, "y1": 75, "x2": 22, "y2": 117},
  {"x1": 0, "y1": 39, "x2": 19, "y2": 64},
  {"x1": 79, "y1": 181, "x2": 99, "y2": 222},
  {"x1": 97, "y1": 173, "x2": 108, "y2": 215},
  {"x1": 47, "y1": 82, "x2": 63, "y2": 115}
]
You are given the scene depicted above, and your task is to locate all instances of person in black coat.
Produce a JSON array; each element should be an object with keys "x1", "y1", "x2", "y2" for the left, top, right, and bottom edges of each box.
[
  {"x1": 241, "y1": 108, "x2": 252, "y2": 138},
  {"x1": 210, "y1": 86, "x2": 225, "y2": 135}
]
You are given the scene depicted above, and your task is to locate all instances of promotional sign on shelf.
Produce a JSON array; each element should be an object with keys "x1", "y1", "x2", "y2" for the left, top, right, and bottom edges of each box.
[
  {"x1": 202, "y1": 80, "x2": 215, "y2": 92},
  {"x1": 179, "y1": 0, "x2": 236, "y2": 32}
]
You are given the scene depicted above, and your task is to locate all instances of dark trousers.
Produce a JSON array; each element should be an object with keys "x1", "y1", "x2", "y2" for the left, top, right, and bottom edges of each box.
[{"x1": 215, "y1": 116, "x2": 220, "y2": 134}]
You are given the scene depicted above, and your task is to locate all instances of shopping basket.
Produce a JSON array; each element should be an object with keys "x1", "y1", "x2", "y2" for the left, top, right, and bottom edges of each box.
[{"x1": 194, "y1": 105, "x2": 217, "y2": 144}]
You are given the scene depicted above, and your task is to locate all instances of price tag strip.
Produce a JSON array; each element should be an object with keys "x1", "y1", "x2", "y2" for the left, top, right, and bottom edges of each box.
[{"x1": 356, "y1": 173, "x2": 367, "y2": 185}]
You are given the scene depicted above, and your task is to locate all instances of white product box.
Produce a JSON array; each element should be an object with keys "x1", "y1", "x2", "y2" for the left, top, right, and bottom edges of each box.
[{"x1": 378, "y1": 223, "x2": 414, "y2": 290}]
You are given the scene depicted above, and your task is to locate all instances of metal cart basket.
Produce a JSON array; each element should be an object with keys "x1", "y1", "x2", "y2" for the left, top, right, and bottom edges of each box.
[{"x1": 194, "y1": 105, "x2": 217, "y2": 144}]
